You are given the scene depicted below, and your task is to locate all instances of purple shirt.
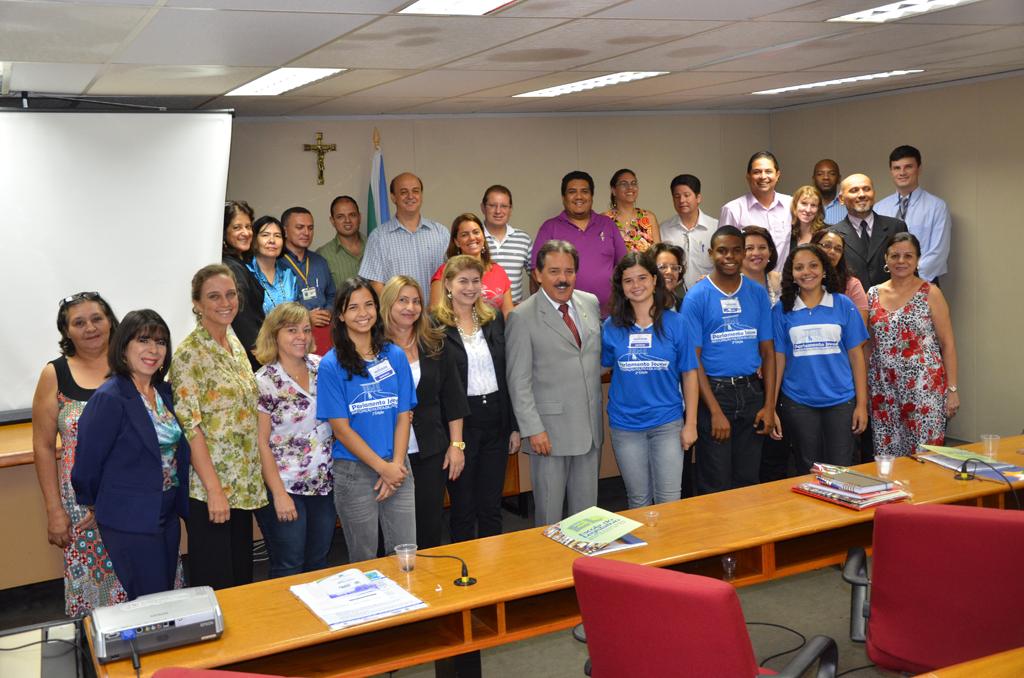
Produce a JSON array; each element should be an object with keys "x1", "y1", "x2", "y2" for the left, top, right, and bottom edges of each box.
[
  {"x1": 531, "y1": 210, "x2": 627, "y2": 317},
  {"x1": 719, "y1": 192, "x2": 793, "y2": 268}
]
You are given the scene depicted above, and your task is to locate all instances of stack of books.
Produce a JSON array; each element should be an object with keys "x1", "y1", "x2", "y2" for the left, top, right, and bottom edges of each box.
[
  {"x1": 792, "y1": 464, "x2": 910, "y2": 510},
  {"x1": 543, "y1": 506, "x2": 647, "y2": 556}
]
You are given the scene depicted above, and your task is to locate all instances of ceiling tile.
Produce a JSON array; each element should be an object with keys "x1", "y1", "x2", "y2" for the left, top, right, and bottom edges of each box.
[
  {"x1": 590, "y1": 0, "x2": 814, "y2": 21},
  {"x1": 202, "y1": 95, "x2": 333, "y2": 116},
  {"x1": 297, "y1": 96, "x2": 442, "y2": 115},
  {"x1": 759, "y1": 0, "x2": 892, "y2": 22},
  {"x1": 445, "y1": 18, "x2": 720, "y2": 71},
  {"x1": 928, "y1": 45, "x2": 1024, "y2": 70},
  {"x1": 9, "y1": 62, "x2": 102, "y2": 94},
  {"x1": 396, "y1": 97, "x2": 523, "y2": 114},
  {"x1": 166, "y1": 0, "x2": 407, "y2": 10},
  {"x1": 114, "y1": 8, "x2": 377, "y2": 66},
  {"x1": 87, "y1": 64, "x2": 267, "y2": 95},
  {"x1": 499, "y1": 0, "x2": 623, "y2": 18},
  {"x1": 0, "y1": 2, "x2": 150, "y2": 62},
  {"x1": 295, "y1": 69, "x2": 416, "y2": 96},
  {"x1": 355, "y1": 69, "x2": 551, "y2": 97},
  {"x1": 292, "y1": 15, "x2": 562, "y2": 70},
  {"x1": 903, "y1": 0, "x2": 1024, "y2": 25}
]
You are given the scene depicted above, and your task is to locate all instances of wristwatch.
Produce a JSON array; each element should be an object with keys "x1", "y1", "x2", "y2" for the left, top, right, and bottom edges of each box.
[
  {"x1": 449, "y1": 441, "x2": 466, "y2": 450},
  {"x1": 946, "y1": 385, "x2": 958, "y2": 393}
]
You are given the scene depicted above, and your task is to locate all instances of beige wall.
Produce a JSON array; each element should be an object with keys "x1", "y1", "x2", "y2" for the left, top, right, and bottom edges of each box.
[
  {"x1": 770, "y1": 73, "x2": 1024, "y2": 442},
  {"x1": 228, "y1": 73, "x2": 1023, "y2": 443}
]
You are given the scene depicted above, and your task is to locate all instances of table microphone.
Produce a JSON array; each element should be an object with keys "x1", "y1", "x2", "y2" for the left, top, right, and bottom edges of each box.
[{"x1": 418, "y1": 553, "x2": 477, "y2": 586}]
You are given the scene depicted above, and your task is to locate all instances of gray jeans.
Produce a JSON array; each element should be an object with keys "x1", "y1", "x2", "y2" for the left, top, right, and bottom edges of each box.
[{"x1": 332, "y1": 457, "x2": 416, "y2": 563}]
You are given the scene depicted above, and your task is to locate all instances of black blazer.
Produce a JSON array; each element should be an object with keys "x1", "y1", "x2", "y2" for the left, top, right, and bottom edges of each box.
[
  {"x1": 832, "y1": 212, "x2": 908, "y2": 291},
  {"x1": 442, "y1": 313, "x2": 516, "y2": 435},
  {"x1": 411, "y1": 338, "x2": 471, "y2": 459},
  {"x1": 223, "y1": 254, "x2": 265, "y2": 371},
  {"x1": 73, "y1": 375, "x2": 190, "y2": 534}
]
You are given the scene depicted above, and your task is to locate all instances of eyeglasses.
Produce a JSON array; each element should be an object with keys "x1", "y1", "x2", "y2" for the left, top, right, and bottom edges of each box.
[
  {"x1": 615, "y1": 180, "x2": 639, "y2": 190},
  {"x1": 818, "y1": 242, "x2": 844, "y2": 253},
  {"x1": 657, "y1": 264, "x2": 683, "y2": 273},
  {"x1": 58, "y1": 291, "x2": 100, "y2": 309}
]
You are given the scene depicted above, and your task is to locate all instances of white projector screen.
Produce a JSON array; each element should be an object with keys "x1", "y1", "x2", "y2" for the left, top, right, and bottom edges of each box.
[{"x1": 0, "y1": 111, "x2": 232, "y2": 421}]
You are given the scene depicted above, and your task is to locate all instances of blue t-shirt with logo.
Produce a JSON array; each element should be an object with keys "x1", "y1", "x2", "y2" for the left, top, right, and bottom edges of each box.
[
  {"x1": 772, "y1": 291, "x2": 868, "y2": 408},
  {"x1": 601, "y1": 310, "x2": 698, "y2": 431},
  {"x1": 682, "y1": 276, "x2": 773, "y2": 377},
  {"x1": 316, "y1": 343, "x2": 416, "y2": 462}
]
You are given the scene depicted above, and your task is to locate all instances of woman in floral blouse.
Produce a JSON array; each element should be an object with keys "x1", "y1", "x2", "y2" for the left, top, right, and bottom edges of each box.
[
  {"x1": 170, "y1": 264, "x2": 266, "y2": 589},
  {"x1": 604, "y1": 168, "x2": 661, "y2": 253},
  {"x1": 253, "y1": 302, "x2": 334, "y2": 578}
]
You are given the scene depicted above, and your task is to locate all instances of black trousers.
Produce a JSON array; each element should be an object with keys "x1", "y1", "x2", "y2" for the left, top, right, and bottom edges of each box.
[
  {"x1": 409, "y1": 451, "x2": 447, "y2": 549},
  {"x1": 186, "y1": 498, "x2": 255, "y2": 590},
  {"x1": 447, "y1": 393, "x2": 507, "y2": 543}
]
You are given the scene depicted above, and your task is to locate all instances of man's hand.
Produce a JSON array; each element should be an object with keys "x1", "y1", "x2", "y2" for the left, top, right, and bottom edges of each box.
[
  {"x1": 529, "y1": 432, "x2": 552, "y2": 456},
  {"x1": 310, "y1": 308, "x2": 332, "y2": 327}
]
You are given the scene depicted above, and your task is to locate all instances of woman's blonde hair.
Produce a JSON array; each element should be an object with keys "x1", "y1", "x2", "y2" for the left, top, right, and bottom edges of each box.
[
  {"x1": 790, "y1": 184, "x2": 825, "y2": 240},
  {"x1": 379, "y1": 276, "x2": 444, "y2": 358},
  {"x1": 433, "y1": 255, "x2": 496, "y2": 329},
  {"x1": 254, "y1": 302, "x2": 315, "y2": 365}
]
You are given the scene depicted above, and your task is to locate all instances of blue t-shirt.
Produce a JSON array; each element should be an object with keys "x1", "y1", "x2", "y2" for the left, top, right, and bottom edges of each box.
[
  {"x1": 602, "y1": 310, "x2": 698, "y2": 431},
  {"x1": 316, "y1": 343, "x2": 416, "y2": 462},
  {"x1": 682, "y1": 276, "x2": 772, "y2": 377},
  {"x1": 772, "y1": 291, "x2": 868, "y2": 408}
]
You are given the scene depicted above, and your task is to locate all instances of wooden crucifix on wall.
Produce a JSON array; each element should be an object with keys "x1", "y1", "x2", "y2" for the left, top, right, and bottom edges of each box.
[{"x1": 303, "y1": 132, "x2": 336, "y2": 185}]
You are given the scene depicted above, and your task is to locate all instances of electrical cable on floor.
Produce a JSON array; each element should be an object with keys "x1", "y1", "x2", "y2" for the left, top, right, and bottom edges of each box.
[
  {"x1": 746, "y1": 621, "x2": 807, "y2": 666},
  {"x1": 837, "y1": 663, "x2": 877, "y2": 676}
]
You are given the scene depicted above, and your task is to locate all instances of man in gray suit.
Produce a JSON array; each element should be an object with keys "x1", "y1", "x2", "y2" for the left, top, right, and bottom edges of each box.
[
  {"x1": 506, "y1": 240, "x2": 603, "y2": 526},
  {"x1": 832, "y1": 173, "x2": 908, "y2": 291}
]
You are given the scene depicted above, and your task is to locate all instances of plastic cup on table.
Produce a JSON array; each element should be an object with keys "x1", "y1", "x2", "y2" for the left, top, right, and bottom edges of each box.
[
  {"x1": 643, "y1": 510, "x2": 660, "y2": 527},
  {"x1": 980, "y1": 434, "x2": 1001, "y2": 458},
  {"x1": 875, "y1": 453, "x2": 895, "y2": 477},
  {"x1": 395, "y1": 544, "x2": 417, "y2": 572}
]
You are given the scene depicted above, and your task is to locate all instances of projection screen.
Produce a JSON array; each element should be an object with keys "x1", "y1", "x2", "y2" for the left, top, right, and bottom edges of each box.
[{"x1": 0, "y1": 111, "x2": 232, "y2": 421}]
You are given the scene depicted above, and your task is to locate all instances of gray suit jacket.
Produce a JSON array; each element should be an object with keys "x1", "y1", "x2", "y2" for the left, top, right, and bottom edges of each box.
[
  {"x1": 833, "y1": 212, "x2": 908, "y2": 291},
  {"x1": 506, "y1": 290, "x2": 603, "y2": 456}
]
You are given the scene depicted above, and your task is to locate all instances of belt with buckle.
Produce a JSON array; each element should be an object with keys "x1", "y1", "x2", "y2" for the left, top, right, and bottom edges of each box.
[{"x1": 708, "y1": 373, "x2": 760, "y2": 386}]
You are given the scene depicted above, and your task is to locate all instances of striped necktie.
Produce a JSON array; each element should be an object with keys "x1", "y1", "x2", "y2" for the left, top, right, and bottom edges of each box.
[{"x1": 897, "y1": 194, "x2": 910, "y2": 221}]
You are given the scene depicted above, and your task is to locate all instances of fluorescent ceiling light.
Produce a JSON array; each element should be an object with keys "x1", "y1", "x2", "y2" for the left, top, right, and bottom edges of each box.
[
  {"x1": 226, "y1": 68, "x2": 344, "y2": 96},
  {"x1": 400, "y1": 0, "x2": 517, "y2": 15},
  {"x1": 752, "y1": 69, "x2": 924, "y2": 95},
  {"x1": 515, "y1": 72, "x2": 669, "y2": 98},
  {"x1": 828, "y1": 0, "x2": 981, "y2": 24}
]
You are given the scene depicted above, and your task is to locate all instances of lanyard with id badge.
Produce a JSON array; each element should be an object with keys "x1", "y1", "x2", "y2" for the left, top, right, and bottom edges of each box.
[{"x1": 285, "y1": 253, "x2": 318, "y2": 301}]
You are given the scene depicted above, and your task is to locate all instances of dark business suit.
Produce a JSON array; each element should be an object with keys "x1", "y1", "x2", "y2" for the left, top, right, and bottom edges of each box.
[
  {"x1": 73, "y1": 375, "x2": 189, "y2": 599},
  {"x1": 442, "y1": 313, "x2": 516, "y2": 541},
  {"x1": 223, "y1": 253, "x2": 265, "y2": 371},
  {"x1": 408, "y1": 338, "x2": 470, "y2": 548},
  {"x1": 833, "y1": 212, "x2": 908, "y2": 292}
]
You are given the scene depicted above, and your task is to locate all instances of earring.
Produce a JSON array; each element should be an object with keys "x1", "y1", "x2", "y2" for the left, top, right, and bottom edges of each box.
[
  {"x1": 446, "y1": 290, "x2": 453, "y2": 299},
  {"x1": 883, "y1": 264, "x2": 890, "y2": 273}
]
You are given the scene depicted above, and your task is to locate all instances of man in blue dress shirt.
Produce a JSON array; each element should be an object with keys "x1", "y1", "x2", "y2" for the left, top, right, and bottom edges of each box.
[
  {"x1": 875, "y1": 145, "x2": 951, "y2": 284},
  {"x1": 281, "y1": 206, "x2": 336, "y2": 340}
]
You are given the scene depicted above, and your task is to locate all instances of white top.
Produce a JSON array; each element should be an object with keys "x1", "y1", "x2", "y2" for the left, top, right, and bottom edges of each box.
[
  {"x1": 463, "y1": 330, "x2": 499, "y2": 396},
  {"x1": 407, "y1": 359, "x2": 421, "y2": 454},
  {"x1": 660, "y1": 210, "x2": 718, "y2": 291}
]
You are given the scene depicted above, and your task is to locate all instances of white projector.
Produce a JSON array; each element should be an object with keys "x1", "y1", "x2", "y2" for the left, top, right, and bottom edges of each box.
[{"x1": 90, "y1": 586, "x2": 224, "y2": 663}]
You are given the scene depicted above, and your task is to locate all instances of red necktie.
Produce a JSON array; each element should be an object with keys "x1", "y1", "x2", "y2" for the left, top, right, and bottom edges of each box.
[{"x1": 559, "y1": 303, "x2": 581, "y2": 348}]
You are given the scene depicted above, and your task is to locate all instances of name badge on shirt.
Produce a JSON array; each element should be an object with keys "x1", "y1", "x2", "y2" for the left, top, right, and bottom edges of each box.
[
  {"x1": 301, "y1": 286, "x2": 317, "y2": 301},
  {"x1": 368, "y1": 359, "x2": 396, "y2": 383},
  {"x1": 628, "y1": 333, "x2": 652, "y2": 350},
  {"x1": 720, "y1": 298, "x2": 742, "y2": 315}
]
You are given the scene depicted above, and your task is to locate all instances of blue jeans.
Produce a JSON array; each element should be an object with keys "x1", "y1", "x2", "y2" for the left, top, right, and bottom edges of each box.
[
  {"x1": 778, "y1": 394, "x2": 857, "y2": 473},
  {"x1": 332, "y1": 457, "x2": 415, "y2": 564},
  {"x1": 257, "y1": 492, "x2": 336, "y2": 578},
  {"x1": 696, "y1": 377, "x2": 766, "y2": 495},
  {"x1": 610, "y1": 419, "x2": 683, "y2": 508}
]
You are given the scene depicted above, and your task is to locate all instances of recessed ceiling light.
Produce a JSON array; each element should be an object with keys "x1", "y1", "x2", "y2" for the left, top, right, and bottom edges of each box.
[
  {"x1": 752, "y1": 69, "x2": 924, "y2": 95},
  {"x1": 400, "y1": 0, "x2": 517, "y2": 16},
  {"x1": 226, "y1": 68, "x2": 345, "y2": 96},
  {"x1": 515, "y1": 72, "x2": 669, "y2": 98},
  {"x1": 828, "y1": 0, "x2": 981, "y2": 24}
]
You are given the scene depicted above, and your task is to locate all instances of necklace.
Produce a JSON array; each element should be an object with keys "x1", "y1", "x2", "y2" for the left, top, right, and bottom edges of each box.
[{"x1": 457, "y1": 307, "x2": 480, "y2": 339}]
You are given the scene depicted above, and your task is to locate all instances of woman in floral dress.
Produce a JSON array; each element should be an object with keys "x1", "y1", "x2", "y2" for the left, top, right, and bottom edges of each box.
[
  {"x1": 31, "y1": 292, "x2": 127, "y2": 616},
  {"x1": 604, "y1": 168, "x2": 661, "y2": 253},
  {"x1": 171, "y1": 264, "x2": 266, "y2": 589},
  {"x1": 867, "y1": 233, "x2": 959, "y2": 456},
  {"x1": 253, "y1": 302, "x2": 334, "y2": 578}
]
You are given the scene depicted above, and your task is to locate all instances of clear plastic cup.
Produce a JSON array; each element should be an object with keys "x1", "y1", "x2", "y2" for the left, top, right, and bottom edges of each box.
[
  {"x1": 981, "y1": 434, "x2": 1001, "y2": 458},
  {"x1": 395, "y1": 544, "x2": 417, "y2": 572},
  {"x1": 875, "y1": 453, "x2": 895, "y2": 477}
]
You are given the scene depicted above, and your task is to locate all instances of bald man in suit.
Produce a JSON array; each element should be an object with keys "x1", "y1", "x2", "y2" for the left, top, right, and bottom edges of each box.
[
  {"x1": 832, "y1": 173, "x2": 908, "y2": 291},
  {"x1": 506, "y1": 240, "x2": 603, "y2": 526}
]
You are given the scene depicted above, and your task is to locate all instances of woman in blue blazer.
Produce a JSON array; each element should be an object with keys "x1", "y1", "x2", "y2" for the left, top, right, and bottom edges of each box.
[{"x1": 73, "y1": 310, "x2": 190, "y2": 600}]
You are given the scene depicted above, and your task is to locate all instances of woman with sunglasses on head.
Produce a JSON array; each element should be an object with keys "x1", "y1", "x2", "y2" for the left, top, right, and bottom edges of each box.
[
  {"x1": 771, "y1": 244, "x2": 869, "y2": 471},
  {"x1": 73, "y1": 310, "x2": 189, "y2": 599},
  {"x1": 650, "y1": 242, "x2": 686, "y2": 310},
  {"x1": 31, "y1": 292, "x2": 127, "y2": 615},
  {"x1": 381, "y1": 276, "x2": 470, "y2": 549},
  {"x1": 604, "y1": 168, "x2": 661, "y2": 253},
  {"x1": 317, "y1": 277, "x2": 417, "y2": 562}
]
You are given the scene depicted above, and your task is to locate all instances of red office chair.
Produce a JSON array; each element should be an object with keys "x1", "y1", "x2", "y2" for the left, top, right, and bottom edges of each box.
[
  {"x1": 573, "y1": 558, "x2": 837, "y2": 678},
  {"x1": 843, "y1": 503, "x2": 1024, "y2": 674}
]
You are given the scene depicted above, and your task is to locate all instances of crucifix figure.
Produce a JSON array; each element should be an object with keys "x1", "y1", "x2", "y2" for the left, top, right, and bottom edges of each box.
[{"x1": 303, "y1": 132, "x2": 336, "y2": 185}]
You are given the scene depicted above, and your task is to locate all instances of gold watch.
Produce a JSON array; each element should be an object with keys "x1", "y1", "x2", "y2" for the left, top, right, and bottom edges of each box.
[{"x1": 449, "y1": 441, "x2": 466, "y2": 450}]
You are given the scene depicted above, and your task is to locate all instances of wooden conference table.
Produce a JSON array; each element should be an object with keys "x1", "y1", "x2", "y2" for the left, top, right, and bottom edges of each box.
[{"x1": 88, "y1": 436, "x2": 1024, "y2": 678}]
